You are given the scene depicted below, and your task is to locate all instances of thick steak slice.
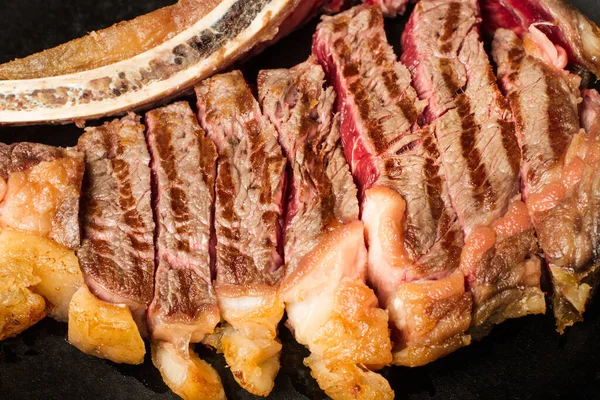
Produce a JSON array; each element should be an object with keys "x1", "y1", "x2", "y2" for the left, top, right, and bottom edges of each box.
[
  {"x1": 258, "y1": 58, "x2": 393, "y2": 399},
  {"x1": 481, "y1": 0, "x2": 600, "y2": 77},
  {"x1": 493, "y1": 29, "x2": 600, "y2": 332},
  {"x1": 402, "y1": 0, "x2": 545, "y2": 337},
  {"x1": 77, "y1": 115, "x2": 155, "y2": 333},
  {"x1": 195, "y1": 71, "x2": 286, "y2": 397},
  {"x1": 146, "y1": 102, "x2": 219, "y2": 345},
  {"x1": 145, "y1": 102, "x2": 224, "y2": 399},
  {"x1": 313, "y1": 5, "x2": 471, "y2": 367},
  {"x1": 0, "y1": 143, "x2": 84, "y2": 250}
]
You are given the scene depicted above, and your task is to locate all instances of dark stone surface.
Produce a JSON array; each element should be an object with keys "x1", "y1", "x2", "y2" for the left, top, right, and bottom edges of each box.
[{"x1": 0, "y1": 1, "x2": 599, "y2": 399}]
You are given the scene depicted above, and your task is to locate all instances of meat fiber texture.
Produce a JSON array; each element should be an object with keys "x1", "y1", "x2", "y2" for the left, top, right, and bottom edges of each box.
[
  {"x1": 0, "y1": 142, "x2": 84, "y2": 339},
  {"x1": 401, "y1": 0, "x2": 545, "y2": 338},
  {"x1": 146, "y1": 101, "x2": 219, "y2": 348},
  {"x1": 258, "y1": 57, "x2": 394, "y2": 399},
  {"x1": 481, "y1": 0, "x2": 600, "y2": 77},
  {"x1": 313, "y1": 4, "x2": 472, "y2": 368},
  {"x1": 493, "y1": 28, "x2": 600, "y2": 332},
  {"x1": 195, "y1": 71, "x2": 286, "y2": 397},
  {"x1": 77, "y1": 114, "x2": 155, "y2": 334}
]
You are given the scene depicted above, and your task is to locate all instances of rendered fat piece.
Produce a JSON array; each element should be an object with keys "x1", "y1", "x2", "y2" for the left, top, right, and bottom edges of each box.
[
  {"x1": 281, "y1": 221, "x2": 394, "y2": 400},
  {"x1": 0, "y1": 243, "x2": 46, "y2": 340},
  {"x1": 0, "y1": 156, "x2": 82, "y2": 246},
  {"x1": 216, "y1": 287, "x2": 284, "y2": 396},
  {"x1": 362, "y1": 187, "x2": 471, "y2": 366},
  {"x1": 68, "y1": 285, "x2": 145, "y2": 365},
  {"x1": 152, "y1": 341, "x2": 225, "y2": 400},
  {"x1": 0, "y1": 229, "x2": 83, "y2": 322},
  {"x1": 460, "y1": 201, "x2": 546, "y2": 334}
]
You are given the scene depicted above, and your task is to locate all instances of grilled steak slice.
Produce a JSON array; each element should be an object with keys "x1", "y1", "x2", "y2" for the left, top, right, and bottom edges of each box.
[
  {"x1": 493, "y1": 29, "x2": 600, "y2": 332},
  {"x1": 402, "y1": 0, "x2": 545, "y2": 337},
  {"x1": 145, "y1": 102, "x2": 224, "y2": 399},
  {"x1": 0, "y1": 0, "x2": 315, "y2": 125},
  {"x1": 313, "y1": 5, "x2": 472, "y2": 367},
  {"x1": 0, "y1": 142, "x2": 84, "y2": 339},
  {"x1": 0, "y1": 143, "x2": 84, "y2": 250},
  {"x1": 258, "y1": 58, "x2": 394, "y2": 399},
  {"x1": 195, "y1": 71, "x2": 286, "y2": 397},
  {"x1": 146, "y1": 102, "x2": 220, "y2": 343},
  {"x1": 481, "y1": 0, "x2": 600, "y2": 77},
  {"x1": 77, "y1": 114, "x2": 155, "y2": 333}
]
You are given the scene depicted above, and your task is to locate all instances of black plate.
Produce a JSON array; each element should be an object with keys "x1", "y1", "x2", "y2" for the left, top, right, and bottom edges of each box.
[{"x1": 0, "y1": 1, "x2": 599, "y2": 399}]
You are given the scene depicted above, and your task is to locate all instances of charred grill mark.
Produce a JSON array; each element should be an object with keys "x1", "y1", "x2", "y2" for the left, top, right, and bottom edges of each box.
[
  {"x1": 303, "y1": 126, "x2": 336, "y2": 229},
  {"x1": 381, "y1": 69, "x2": 419, "y2": 124},
  {"x1": 87, "y1": 238, "x2": 149, "y2": 300},
  {"x1": 216, "y1": 155, "x2": 258, "y2": 284},
  {"x1": 217, "y1": 157, "x2": 236, "y2": 223},
  {"x1": 440, "y1": 2, "x2": 461, "y2": 53},
  {"x1": 422, "y1": 134, "x2": 444, "y2": 224},
  {"x1": 246, "y1": 119, "x2": 273, "y2": 205},
  {"x1": 440, "y1": 226, "x2": 462, "y2": 269},
  {"x1": 0, "y1": 0, "x2": 273, "y2": 112},
  {"x1": 544, "y1": 71, "x2": 578, "y2": 162},
  {"x1": 498, "y1": 118, "x2": 520, "y2": 176},
  {"x1": 439, "y1": 59, "x2": 496, "y2": 211},
  {"x1": 109, "y1": 144, "x2": 153, "y2": 256},
  {"x1": 153, "y1": 117, "x2": 191, "y2": 252},
  {"x1": 161, "y1": 269, "x2": 211, "y2": 318}
]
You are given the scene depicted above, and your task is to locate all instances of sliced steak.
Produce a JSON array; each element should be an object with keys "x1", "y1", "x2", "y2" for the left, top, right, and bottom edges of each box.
[
  {"x1": 314, "y1": 5, "x2": 426, "y2": 192},
  {"x1": 313, "y1": 5, "x2": 472, "y2": 367},
  {"x1": 402, "y1": 0, "x2": 545, "y2": 337},
  {"x1": 146, "y1": 102, "x2": 220, "y2": 344},
  {"x1": 258, "y1": 57, "x2": 393, "y2": 399},
  {"x1": 195, "y1": 71, "x2": 286, "y2": 397},
  {"x1": 0, "y1": 143, "x2": 84, "y2": 250},
  {"x1": 481, "y1": 0, "x2": 600, "y2": 77},
  {"x1": 77, "y1": 114, "x2": 155, "y2": 333},
  {"x1": 145, "y1": 102, "x2": 224, "y2": 398},
  {"x1": 493, "y1": 29, "x2": 600, "y2": 332}
]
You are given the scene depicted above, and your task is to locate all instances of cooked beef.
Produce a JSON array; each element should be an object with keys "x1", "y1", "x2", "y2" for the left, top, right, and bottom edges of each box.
[
  {"x1": 258, "y1": 57, "x2": 394, "y2": 399},
  {"x1": 77, "y1": 114, "x2": 155, "y2": 333},
  {"x1": 481, "y1": 0, "x2": 600, "y2": 77},
  {"x1": 314, "y1": 5, "x2": 426, "y2": 191},
  {"x1": 0, "y1": 142, "x2": 84, "y2": 340},
  {"x1": 401, "y1": 0, "x2": 545, "y2": 337},
  {"x1": 195, "y1": 71, "x2": 286, "y2": 397},
  {"x1": 146, "y1": 102, "x2": 219, "y2": 345},
  {"x1": 0, "y1": 143, "x2": 84, "y2": 250},
  {"x1": 313, "y1": 5, "x2": 472, "y2": 367},
  {"x1": 145, "y1": 102, "x2": 224, "y2": 398},
  {"x1": 493, "y1": 29, "x2": 600, "y2": 332}
]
